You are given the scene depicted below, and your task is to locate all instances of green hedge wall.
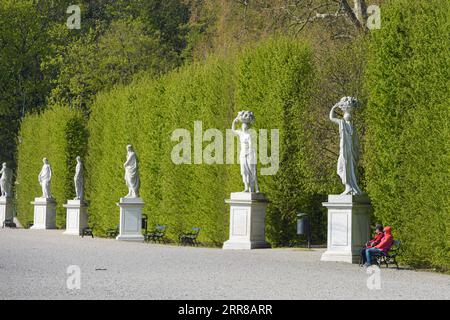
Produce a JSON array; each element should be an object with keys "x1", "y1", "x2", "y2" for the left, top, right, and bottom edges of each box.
[
  {"x1": 364, "y1": 0, "x2": 450, "y2": 270},
  {"x1": 86, "y1": 59, "x2": 236, "y2": 244},
  {"x1": 85, "y1": 38, "x2": 321, "y2": 245},
  {"x1": 16, "y1": 106, "x2": 88, "y2": 228}
]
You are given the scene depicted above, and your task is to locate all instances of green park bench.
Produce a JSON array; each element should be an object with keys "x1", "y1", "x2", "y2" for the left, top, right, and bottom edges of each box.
[
  {"x1": 144, "y1": 225, "x2": 167, "y2": 243},
  {"x1": 374, "y1": 240, "x2": 401, "y2": 269},
  {"x1": 179, "y1": 227, "x2": 201, "y2": 246},
  {"x1": 2, "y1": 218, "x2": 16, "y2": 228},
  {"x1": 106, "y1": 225, "x2": 119, "y2": 238},
  {"x1": 81, "y1": 227, "x2": 94, "y2": 238}
]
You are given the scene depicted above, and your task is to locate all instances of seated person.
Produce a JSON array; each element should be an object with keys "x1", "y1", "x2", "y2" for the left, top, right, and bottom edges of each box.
[
  {"x1": 360, "y1": 224, "x2": 384, "y2": 266},
  {"x1": 363, "y1": 226, "x2": 394, "y2": 267}
]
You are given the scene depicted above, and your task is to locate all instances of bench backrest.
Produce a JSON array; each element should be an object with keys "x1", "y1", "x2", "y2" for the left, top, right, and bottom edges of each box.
[
  {"x1": 389, "y1": 240, "x2": 401, "y2": 253},
  {"x1": 155, "y1": 225, "x2": 167, "y2": 232}
]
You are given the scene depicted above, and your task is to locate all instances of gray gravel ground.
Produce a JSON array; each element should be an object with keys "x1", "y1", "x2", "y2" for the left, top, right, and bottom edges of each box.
[{"x1": 0, "y1": 229, "x2": 448, "y2": 300}]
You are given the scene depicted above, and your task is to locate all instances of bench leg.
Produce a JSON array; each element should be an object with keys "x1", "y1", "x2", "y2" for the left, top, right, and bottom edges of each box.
[{"x1": 394, "y1": 258, "x2": 399, "y2": 270}]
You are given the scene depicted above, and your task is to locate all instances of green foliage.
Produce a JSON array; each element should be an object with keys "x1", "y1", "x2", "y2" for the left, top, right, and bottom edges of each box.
[
  {"x1": 16, "y1": 106, "x2": 88, "y2": 228},
  {"x1": 364, "y1": 0, "x2": 450, "y2": 270},
  {"x1": 0, "y1": 0, "x2": 66, "y2": 168},
  {"x1": 1, "y1": 0, "x2": 191, "y2": 172},
  {"x1": 47, "y1": 20, "x2": 174, "y2": 111}
]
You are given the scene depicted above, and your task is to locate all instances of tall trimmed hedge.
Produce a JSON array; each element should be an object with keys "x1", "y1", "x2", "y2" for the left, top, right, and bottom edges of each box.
[
  {"x1": 364, "y1": 0, "x2": 450, "y2": 270},
  {"x1": 16, "y1": 106, "x2": 88, "y2": 227},
  {"x1": 86, "y1": 38, "x2": 321, "y2": 245},
  {"x1": 86, "y1": 58, "x2": 236, "y2": 244}
]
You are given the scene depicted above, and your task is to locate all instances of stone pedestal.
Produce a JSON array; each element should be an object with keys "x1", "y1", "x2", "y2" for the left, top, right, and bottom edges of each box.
[
  {"x1": 0, "y1": 197, "x2": 14, "y2": 227},
  {"x1": 116, "y1": 197, "x2": 144, "y2": 242},
  {"x1": 30, "y1": 197, "x2": 56, "y2": 230},
  {"x1": 223, "y1": 192, "x2": 270, "y2": 250},
  {"x1": 321, "y1": 194, "x2": 372, "y2": 264},
  {"x1": 63, "y1": 200, "x2": 88, "y2": 235}
]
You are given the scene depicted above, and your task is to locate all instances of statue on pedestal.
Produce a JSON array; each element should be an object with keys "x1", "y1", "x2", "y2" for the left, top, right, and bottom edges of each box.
[
  {"x1": 0, "y1": 162, "x2": 12, "y2": 197},
  {"x1": 38, "y1": 158, "x2": 53, "y2": 199},
  {"x1": 74, "y1": 156, "x2": 84, "y2": 200},
  {"x1": 231, "y1": 111, "x2": 259, "y2": 193},
  {"x1": 124, "y1": 145, "x2": 140, "y2": 198},
  {"x1": 329, "y1": 96, "x2": 362, "y2": 195}
]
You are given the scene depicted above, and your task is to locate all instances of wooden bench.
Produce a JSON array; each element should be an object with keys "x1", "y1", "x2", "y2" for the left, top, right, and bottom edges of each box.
[
  {"x1": 144, "y1": 225, "x2": 167, "y2": 243},
  {"x1": 179, "y1": 227, "x2": 200, "y2": 246}
]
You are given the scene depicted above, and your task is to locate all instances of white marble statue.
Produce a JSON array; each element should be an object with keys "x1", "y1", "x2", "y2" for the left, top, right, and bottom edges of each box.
[
  {"x1": 38, "y1": 158, "x2": 53, "y2": 198},
  {"x1": 0, "y1": 162, "x2": 13, "y2": 197},
  {"x1": 124, "y1": 145, "x2": 140, "y2": 198},
  {"x1": 74, "y1": 156, "x2": 84, "y2": 200},
  {"x1": 232, "y1": 111, "x2": 259, "y2": 193},
  {"x1": 329, "y1": 96, "x2": 362, "y2": 195}
]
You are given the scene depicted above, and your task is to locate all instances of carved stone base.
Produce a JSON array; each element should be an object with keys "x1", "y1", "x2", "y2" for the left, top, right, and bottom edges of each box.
[
  {"x1": 30, "y1": 197, "x2": 57, "y2": 230},
  {"x1": 321, "y1": 194, "x2": 372, "y2": 264},
  {"x1": 116, "y1": 197, "x2": 144, "y2": 242},
  {"x1": 63, "y1": 200, "x2": 88, "y2": 235},
  {"x1": 223, "y1": 192, "x2": 270, "y2": 250},
  {"x1": 0, "y1": 197, "x2": 14, "y2": 227}
]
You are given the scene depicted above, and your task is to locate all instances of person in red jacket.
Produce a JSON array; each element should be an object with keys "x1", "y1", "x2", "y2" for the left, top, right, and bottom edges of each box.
[
  {"x1": 360, "y1": 224, "x2": 384, "y2": 266},
  {"x1": 363, "y1": 226, "x2": 394, "y2": 267}
]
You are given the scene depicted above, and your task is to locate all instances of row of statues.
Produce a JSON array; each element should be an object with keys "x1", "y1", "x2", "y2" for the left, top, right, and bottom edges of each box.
[
  {"x1": 0, "y1": 97, "x2": 363, "y2": 200},
  {"x1": 41, "y1": 144, "x2": 140, "y2": 201},
  {"x1": 0, "y1": 144, "x2": 140, "y2": 201},
  {"x1": 231, "y1": 96, "x2": 362, "y2": 195}
]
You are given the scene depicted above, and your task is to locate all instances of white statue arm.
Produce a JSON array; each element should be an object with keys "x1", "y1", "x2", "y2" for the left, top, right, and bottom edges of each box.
[
  {"x1": 329, "y1": 104, "x2": 340, "y2": 125},
  {"x1": 124, "y1": 153, "x2": 132, "y2": 167},
  {"x1": 231, "y1": 117, "x2": 240, "y2": 135},
  {"x1": 48, "y1": 166, "x2": 52, "y2": 181}
]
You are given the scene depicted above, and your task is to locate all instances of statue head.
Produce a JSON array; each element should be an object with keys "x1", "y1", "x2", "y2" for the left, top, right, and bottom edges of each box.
[
  {"x1": 76, "y1": 156, "x2": 81, "y2": 163},
  {"x1": 338, "y1": 96, "x2": 358, "y2": 112},
  {"x1": 126, "y1": 144, "x2": 133, "y2": 152},
  {"x1": 43, "y1": 158, "x2": 48, "y2": 165},
  {"x1": 2, "y1": 162, "x2": 6, "y2": 168},
  {"x1": 237, "y1": 110, "x2": 255, "y2": 131}
]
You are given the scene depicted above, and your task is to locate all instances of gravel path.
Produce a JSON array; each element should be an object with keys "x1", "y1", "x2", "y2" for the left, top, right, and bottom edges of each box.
[{"x1": 0, "y1": 229, "x2": 448, "y2": 300}]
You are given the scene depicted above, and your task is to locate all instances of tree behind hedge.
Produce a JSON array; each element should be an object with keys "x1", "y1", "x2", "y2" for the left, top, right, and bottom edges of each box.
[
  {"x1": 16, "y1": 106, "x2": 88, "y2": 227},
  {"x1": 364, "y1": 0, "x2": 450, "y2": 270}
]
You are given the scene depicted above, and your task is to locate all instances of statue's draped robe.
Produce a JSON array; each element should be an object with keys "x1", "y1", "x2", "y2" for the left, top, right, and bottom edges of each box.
[
  {"x1": 237, "y1": 131, "x2": 257, "y2": 184},
  {"x1": 39, "y1": 164, "x2": 52, "y2": 198},
  {"x1": 74, "y1": 162, "x2": 83, "y2": 200},
  {"x1": 337, "y1": 119, "x2": 362, "y2": 195},
  {"x1": 0, "y1": 167, "x2": 12, "y2": 197},
  {"x1": 125, "y1": 152, "x2": 140, "y2": 196}
]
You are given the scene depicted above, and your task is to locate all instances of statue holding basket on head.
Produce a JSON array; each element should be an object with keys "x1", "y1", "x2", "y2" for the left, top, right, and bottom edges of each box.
[
  {"x1": 329, "y1": 96, "x2": 362, "y2": 195},
  {"x1": 231, "y1": 110, "x2": 259, "y2": 193}
]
